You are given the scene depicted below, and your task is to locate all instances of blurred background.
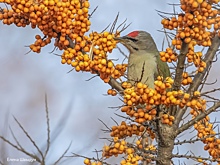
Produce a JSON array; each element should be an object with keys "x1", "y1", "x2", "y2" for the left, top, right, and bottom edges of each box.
[{"x1": 0, "y1": 0, "x2": 219, "y2": 164}]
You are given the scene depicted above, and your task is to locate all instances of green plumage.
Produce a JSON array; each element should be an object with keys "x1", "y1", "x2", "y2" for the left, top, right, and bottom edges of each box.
[{"x1": 155, "y1": 53, "x2": 171, "y2": 80}]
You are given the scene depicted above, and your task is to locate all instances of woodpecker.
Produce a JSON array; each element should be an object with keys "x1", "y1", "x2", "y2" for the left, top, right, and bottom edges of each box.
[
  {"x1": 115, "y1": 31, "x2": 170, "y2": 165},
  {"x1": 115, "y1": 31, "x2": 170, "y2": 87}
]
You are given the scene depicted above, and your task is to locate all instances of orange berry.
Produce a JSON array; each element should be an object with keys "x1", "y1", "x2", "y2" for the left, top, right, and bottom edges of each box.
[
  {"x1": 84, "y1": 158, "x2": 90, "y2": 164},
  {"x1": 179, "y1": 32, "x2": 185, "y2": 39},
  {"x1": 184, "y1": 37, "x2": 191, "y2": 43},
  {"x1": 192, "y1": 1, "x2": 199, "y2": 8},
  {"x1": 137, "y1": 82, "x2": 143, "y2": 89},
  {"x1": 163, "y1": 114, "x2": 169, "y2": 119}
]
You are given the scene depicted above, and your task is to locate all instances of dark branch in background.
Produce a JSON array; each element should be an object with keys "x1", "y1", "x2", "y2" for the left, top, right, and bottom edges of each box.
[
  {"x1": 0, "y1": 129, "x2": 42, "y2": 163},
  {"x1": 54, "y1": 142, "x2": 72, "y2": 165},
  {"x1": 175, "y1": 35, "x2": 220, "y2": 127},
  {"x1": 0, "y1": 95, "x2": 69, "y2": 164},
  {"x1": 203, "y1": 94, "x2": 220, "y2": 102},
  {"x1": 40, "y1": 100, "x2": 72, "y2": 155},
  {"x1": 0, "y1": 110, "x2": 10, "y2": 164},
  {"x1": 12, "y1": 116, "x2": 45, "y2": 161},
  {"x1": 44, "y1": 94, "x2": 50, "y2": 158},
  {"x1": 116, "y1": 46, "x2": 128, "y2": 65}
]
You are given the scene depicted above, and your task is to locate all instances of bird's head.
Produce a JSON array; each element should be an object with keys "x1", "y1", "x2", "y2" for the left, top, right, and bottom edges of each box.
[{"x1": 115, "y1": 31, "x2": 158, "y2": 53}]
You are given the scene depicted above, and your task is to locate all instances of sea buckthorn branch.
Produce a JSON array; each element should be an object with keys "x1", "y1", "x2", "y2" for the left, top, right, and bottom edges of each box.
[
  {"x1": 108, "y1": 77, "x2": 123, "y2": 93},
  {"x1": 170, "y1": 42, "x2": 188, "y2": 116},
  {"x1": 176, "y1": 101, "x2": 220, "y2": 135},
  {"x1": 172, "y1": 42, "x2": 188, "y2": 91},
  {"x1": 175, "y1": 35, "x2": 220, "y2": 126},
  {"x1": 158, "y1": 1, "x2": 220, "y2": 164}
]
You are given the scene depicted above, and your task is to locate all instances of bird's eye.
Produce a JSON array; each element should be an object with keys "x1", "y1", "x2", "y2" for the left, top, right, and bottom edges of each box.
[{"x1": 129, "y1": 38, "x2": 138, "y2": 42}]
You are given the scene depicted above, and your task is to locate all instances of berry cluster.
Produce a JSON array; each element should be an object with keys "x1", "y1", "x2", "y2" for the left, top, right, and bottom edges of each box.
[
  {"x1": 107, "y1": 89, "x2": 117, "y2": 96},
  {"x1": 159, "y1": 48, "x2": 177, "y2": 63},
  {"x1": 136, "y1": 132, "x2": 156, "y2": 149},
  {"x1": 161, "y1": 114, "x2": 175, "y2": 126},
  {"x1": 121, "y1": 76, "x2": 208, "y2": 126},
  {"x1": 192, "y1": 110, "x2": 220, "y2": 161},
  {"x1": 102, "y1": 137, "x2": 127, "y2": 158},
  {"x1": 110, "y1": 121, "x2": 145, "y2": 139},
  {"x1": 186, "y1": 91, "x2": 220, "y2": 162},
  {"x1": 120, "y1": 151, "x2": 142, "y2": 165},
  {"x1": 0, "y1": 0, "x2": 91, "y2": 52},
  {"x1": 61, "y1": 31, "x2": 127, "y2": 83},
  {"x1": 161, "y1": 0, "x2": 218, "y2": 47},
  {"x1": 186, "y1": 41, "x2": 207, "y2": 72},
  {"x1": 0, "y1": 0, "x2": 126, "y2": 84},
  {"x1": 161, "y1": 0, "x2": 220, "y2": 72},
  {"x1": 89, "y1": 31, "x2": 118, "y2": 53},
  {"x1": 83, "y1": 159, "x2": 102, "y2": 165},
  {"x1": 122, "y1": 77, "x2": 173, "y2": 107},
  {"x1": 101, "y1": 137, "x2": 148, "y2": 165},
  {"x1": 121, "y1": 106, "x2": 157, "y2": 124},
  {"x1": 181, "y1": 72, "x2": 193, "y2": 85}
]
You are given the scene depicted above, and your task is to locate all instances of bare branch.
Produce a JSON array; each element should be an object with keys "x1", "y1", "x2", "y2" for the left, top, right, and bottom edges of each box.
[
  {"x1": 54, "y1": 142, "x2": 72, "y2": 165},
  {"x1": 201, "y1": 87, "x2": 220, "y2": 96},
  {"x1": 9, "y1": 126, "x2": 23, "y2": 149},
  {"x1": 89, "y1": 6, "x2": 98, "y2": 19},
  {"x1": 175, "y1": 132, "x2": 220, "y2": 145},
  {"x1": 98, "y1": 119, "x2": 111, "y2": 131},
  {"x1": 172, "y1": 153, "x2": 214, "y2": 162},
  {"x1": 0, "y1": 135, "x2": 41, "y2": 162}
]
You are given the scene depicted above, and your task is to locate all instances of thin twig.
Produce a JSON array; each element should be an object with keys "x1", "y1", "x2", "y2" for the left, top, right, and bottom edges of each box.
[
  {"x1": 44, "y1": 94, "x2": 50, "y2": 158},
  {"x1": 12, "y1": 116, "x2": 44, "y2": 161},
  {"x1": 54, "y1": 142, "x2": 72, "y2": 165}
]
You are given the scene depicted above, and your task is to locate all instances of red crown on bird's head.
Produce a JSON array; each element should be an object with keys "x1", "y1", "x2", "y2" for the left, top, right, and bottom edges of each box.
[{"x1": 127, "y1": 31, "x2": 139, "y2": 38}]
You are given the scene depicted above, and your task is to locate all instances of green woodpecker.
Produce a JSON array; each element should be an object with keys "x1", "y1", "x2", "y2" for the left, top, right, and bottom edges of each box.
[{"x1": 115, "y1": 31, "x2": 170, "y2": 87}]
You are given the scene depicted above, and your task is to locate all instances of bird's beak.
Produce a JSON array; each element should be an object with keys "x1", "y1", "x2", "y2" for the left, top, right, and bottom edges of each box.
[{"x1": 114, "y1": 36, "x2": 127, "y2": 42}]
